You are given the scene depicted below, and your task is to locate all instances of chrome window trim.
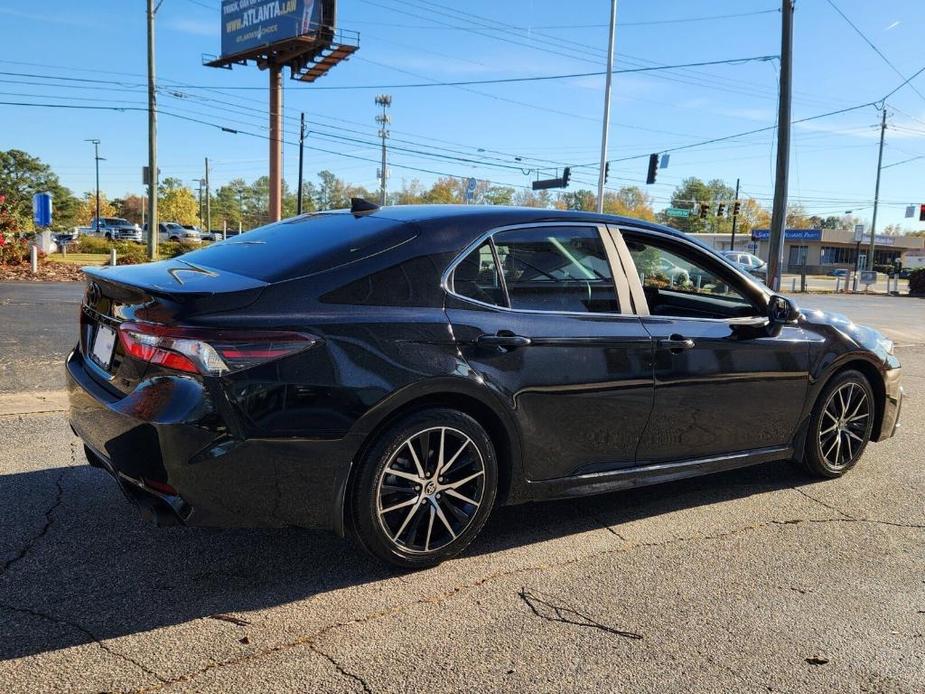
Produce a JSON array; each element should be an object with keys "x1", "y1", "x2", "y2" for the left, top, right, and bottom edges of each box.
[{"x1": 441, "y1": 221, "x2": 637, "y2": 319}]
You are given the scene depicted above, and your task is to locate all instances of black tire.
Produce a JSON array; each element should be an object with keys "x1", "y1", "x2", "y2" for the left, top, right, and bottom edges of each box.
[
  {"x1": 350, "y1": 408, "x2": 498, "y2": 568},
  {"x1": 801, "y1": 369, "x2": 875, "y2": 478},
  {"x1": 105, "y1": 233, "x2": 112, "y2": 241}
]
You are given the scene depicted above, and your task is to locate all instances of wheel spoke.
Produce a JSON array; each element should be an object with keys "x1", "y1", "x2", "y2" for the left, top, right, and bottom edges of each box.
[
  {"x1": 847, "y1": 412, "x2": 869, "y2": 423},
  {"x1": 845, "y1": 429, "x2": 864, "y2": 443},
  {"x1": 843, "y1": 431, "x2": 854, "y2": 460},
  {"x1": 432, "y1": 499, "x2": 457, "y2": 539},
  {"x1": 833, "y1": 432, "x2": 843, "y2": 464},
  {"x1": 820, "y1": 423, "x2": 839, "y2": 436},
  {"x1": 443, "y1": 469, "x2": 484, "y2": 490},
  {"x1": 424, "y1": 505, "x2": 435, "y2": 552},
  {"x1": 823, "y1": 409, "x2": 839, "y2": 423},
  {"x1": 380, "y1": 496, "x2": 419, "y2": 516},
  {"x1": 823, "y1": 435, "x2": 839, "y2": 461},
  {"x1": 393, "y1": 502, "x2": 422, "y2": 540},
  {"x1": 439, "y1": 437, "x2": 471, "y2": 477},
  {"x1": 445, "y1": 488, "x2": 478, "y2": 507},
  {"x1": 406, "y1": 440, "x2": 426, "y2": 480},
  {"x1": 386, "y1": 467, "x2": 422, "y2": 484}
]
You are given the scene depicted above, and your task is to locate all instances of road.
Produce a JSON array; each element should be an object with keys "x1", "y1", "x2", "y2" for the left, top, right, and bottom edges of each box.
[{"x1": 1, "y1": 281, "x2": 923, "y2": 693}]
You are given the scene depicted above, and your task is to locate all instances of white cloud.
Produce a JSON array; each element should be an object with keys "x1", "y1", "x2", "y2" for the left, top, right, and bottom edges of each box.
[{"x1": 885, "y1": 20, "x2": 901, "y2": 31}]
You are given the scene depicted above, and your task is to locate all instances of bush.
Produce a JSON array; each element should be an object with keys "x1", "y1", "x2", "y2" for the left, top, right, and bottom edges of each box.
[
  {"x1": 0, "y1": 236, "x2": 32, "y2": 265},
  {"x1": 159, "y1": 241, "x2": 197, "y2": 259},
  {"x1": 909, "y1": 268, "x2": 925, "y2": 295},
  {"x1": 74, "y1": 236, "x2": 113, "y2": 253}
]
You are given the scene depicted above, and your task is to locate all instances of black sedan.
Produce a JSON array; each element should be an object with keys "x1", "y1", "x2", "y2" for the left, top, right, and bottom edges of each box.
[{"x1": 67, "y1": 203, "x2": 903, "y2": 567}]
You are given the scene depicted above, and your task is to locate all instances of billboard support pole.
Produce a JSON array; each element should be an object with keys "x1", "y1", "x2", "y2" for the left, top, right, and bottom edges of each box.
[
  {"x1": 867, "y1": 107, "x2": 887, "y2": 270},
  {"x1": 269, "y1": 64, "x2": 283, "y2": 222},
  {"x1": 146, "y1": 0, "x2": 158, "y2": 261},
  {"x1": 297, "y1": 112, "x2": 306, "y2": 215}
]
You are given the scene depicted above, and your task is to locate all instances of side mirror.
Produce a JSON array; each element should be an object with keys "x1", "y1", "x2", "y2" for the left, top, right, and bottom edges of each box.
[{"x1": 768, "y1": 294, "x2": 800, "y2": 324}]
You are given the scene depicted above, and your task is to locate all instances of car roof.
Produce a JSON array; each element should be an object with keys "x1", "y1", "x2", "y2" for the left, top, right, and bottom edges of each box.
[{"x1": 320, "y1": 204, "x2": 688, "y2": 239}]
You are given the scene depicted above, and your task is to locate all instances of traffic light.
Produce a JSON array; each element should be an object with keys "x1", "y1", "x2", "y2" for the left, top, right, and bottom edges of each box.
[
  {"x1": 562, "y1": 166, "x2": 571, "y2": 188},
  {"x1": 603, "y1": 161, "x2": 610, "y2": 183},
  {"x1": 699, "y1": 204, "x2": 709, "y2": 218},
  {"x1": 717, "y1": 203, "x2": 726, "y2": 217},
  {"x1": 919, "y1": 204, "x2": 925, "y2": 222},
  {"x1": 733, "y1": 201, "x2": 741, "y2": 216},
  {"x1": 645, "y1": 153, "x2": 658, "y2": 185}
]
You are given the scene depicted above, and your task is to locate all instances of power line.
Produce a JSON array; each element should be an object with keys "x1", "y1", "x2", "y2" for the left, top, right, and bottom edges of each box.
[
  {"x1": 824, "y1": 0, "x2": 925, "y2": 103},
  {"x1": 167, "y1": 55, "x2": 777, "y2": 90}
]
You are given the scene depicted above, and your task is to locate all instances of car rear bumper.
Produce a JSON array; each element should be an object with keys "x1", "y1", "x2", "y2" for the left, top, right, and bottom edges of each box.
[{"x1": 66, "y1": 348, "x2": 353, "y2": 530}]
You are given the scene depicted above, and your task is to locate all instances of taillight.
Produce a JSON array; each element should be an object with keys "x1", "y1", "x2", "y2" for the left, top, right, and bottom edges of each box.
[{"x1": 118, "y1": 322, "x2": 319, "y2": 376}]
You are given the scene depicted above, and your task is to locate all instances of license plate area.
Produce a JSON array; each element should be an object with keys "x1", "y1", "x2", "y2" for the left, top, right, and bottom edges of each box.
[{"x1": 90, "y1": 324, "x2": 117, "y2": 370}]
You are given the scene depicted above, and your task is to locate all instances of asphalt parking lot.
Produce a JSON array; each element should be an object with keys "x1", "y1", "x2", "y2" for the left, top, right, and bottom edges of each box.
[{"x1": 1, "y1": 282, "x2": 923, "y2": 693}]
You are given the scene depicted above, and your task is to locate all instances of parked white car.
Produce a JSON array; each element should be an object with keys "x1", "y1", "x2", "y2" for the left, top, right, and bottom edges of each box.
[{"x1": 143, "y1": 222, "x2": 202, "y2": 244}]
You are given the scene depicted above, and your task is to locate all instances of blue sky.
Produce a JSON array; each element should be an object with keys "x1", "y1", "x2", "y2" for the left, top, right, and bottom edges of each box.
[{"x1": 3, "y1": 0, "x2": 925, "y2": 230}]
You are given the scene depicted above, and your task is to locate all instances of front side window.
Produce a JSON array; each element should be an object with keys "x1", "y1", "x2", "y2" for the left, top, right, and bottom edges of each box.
[
  {"x1": 494, "y1": 226, "x2": 619, "y2": 313},
  {"x1": 625, "y1": 234, "x2": 757, "y2": 319}
]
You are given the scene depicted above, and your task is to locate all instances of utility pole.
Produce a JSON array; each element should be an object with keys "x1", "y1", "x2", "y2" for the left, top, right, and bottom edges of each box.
[
  {"x1": 375, "y1": 94, "x2": 392, "y2": 206},
  {"x1": 146, "y1": 0, "x2": 158, "y2": 261},
  {"x1": 297, "y1": 112, "x2": 306, "y2": 214},
  {"x1": 596, "y1": 0, "x2": 617, "y2": 214},
  {"x1": 868, "y1": 107, "x2": 887, "y2": 270},
  {"x1": 85, "y1": 139, "x2": 103, "y2": 231},
  {"x1": 767, "y1": 0, "x2": 793, "y2": 292},
  {"x1": 204, "y1": 157, "x2": 211, "y2": 233},
  {"x1": 195, "y1": 178, "x2": 205, "y2": 226},
  {"x1": 269, "y1": 64, "x2": 283, "y2": 221},
  {"x1": 730, "y1": 177, "x2": 740, "y2": 250}
]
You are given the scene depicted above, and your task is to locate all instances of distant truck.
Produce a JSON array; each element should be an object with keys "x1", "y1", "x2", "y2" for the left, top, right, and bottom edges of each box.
[{"x1": 81, "y1": 217, "x2": 143, "y2": 242}]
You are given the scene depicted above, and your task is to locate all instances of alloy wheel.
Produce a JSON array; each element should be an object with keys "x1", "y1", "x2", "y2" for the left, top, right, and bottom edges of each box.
[
  {"x1": 376, "y1": 426, "x2": 486, "y2": 554},
  {"x1": 819, "y1": 382, "x2": 870, "y2": 468}
]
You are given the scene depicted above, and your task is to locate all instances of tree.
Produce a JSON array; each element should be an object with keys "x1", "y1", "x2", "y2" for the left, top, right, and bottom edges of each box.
[
  {"x1": 395, "y1": 179, "x2": 426, "y2": 205},
  {"x1": 513, "y1": 189, "x2": 552, "y2": 208},
  {"x1": 557, "y1": 189, "x2": 596, "y2": 211},
  {"x1": 114, "y1": 194, "x2": 146, "y2": 225},
  {"x1": 601, "y1": 186, "x2": 655, "y2": 220},
  {"x1": 664, "y1": 177, "x2": 735, "y2": 233},
  {"x1": 75, "y1": 192, "x2": 117, "y2": 225},
  {"x1": 159, "y1": 186, "x2": 199, "y2": 226},
  {"x1": 0, "y1": 149, "x2": 79, "y2": 230},
  {"x1": 422, "y1": 177, "x2": 464, "y2": 204},
  {"x1": 314, "y1": 170, "x2": 350, "y2": 210}
]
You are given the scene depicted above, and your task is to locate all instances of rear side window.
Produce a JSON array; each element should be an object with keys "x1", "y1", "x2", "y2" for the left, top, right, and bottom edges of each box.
[
  {"x1": 495, "y1": 226, "x2": 618, "y2": 313},
  {"x1": 453, "y1": 241, "x2": 505, "y2": 306}
]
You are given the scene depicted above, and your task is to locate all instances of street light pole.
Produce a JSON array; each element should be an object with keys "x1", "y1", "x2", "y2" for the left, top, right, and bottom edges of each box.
[
  {"x1": 596, "y1": 0, "x2": 617, "y2": 214},
  {"x1": 767, "y1": 0, "x2": 794, "y2": 292}
]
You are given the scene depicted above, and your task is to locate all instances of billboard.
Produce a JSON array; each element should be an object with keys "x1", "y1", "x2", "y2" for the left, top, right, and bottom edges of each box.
[{"x1": 220, "y1": 0, "x2": 333, "y2": 59}]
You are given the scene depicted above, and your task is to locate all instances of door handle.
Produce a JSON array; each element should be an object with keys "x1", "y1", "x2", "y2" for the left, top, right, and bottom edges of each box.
[
  {"x1": 476, "y1": 332, "x2": 532, "y2": 348},
  {"x1": 658, "y1": 335, "x2": 695, "y2": 354}
]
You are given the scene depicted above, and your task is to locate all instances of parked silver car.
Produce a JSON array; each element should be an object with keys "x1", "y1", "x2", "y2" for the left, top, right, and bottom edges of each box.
[{"x1": 722, "y1": 251, "x2": 768, "y2": 283}]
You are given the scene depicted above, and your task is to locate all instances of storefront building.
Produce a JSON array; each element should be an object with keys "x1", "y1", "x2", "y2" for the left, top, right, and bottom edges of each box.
[{"x1": 683, "y1": 229, "x2": 924, "y2": 274}]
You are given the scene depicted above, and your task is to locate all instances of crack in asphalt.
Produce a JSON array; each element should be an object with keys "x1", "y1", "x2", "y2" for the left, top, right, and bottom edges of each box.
[
  {"x1": 0, "y1": 467, "x2": 65, "y2": 578},
  {"x1": 128, "y1": 512, "x2": 923, "y2": 693},
  {"x1": 308, "y1": 642, "x2": 374, "y2": 693},
  {"x1": 792, "y1": 486, "x2": 856, "y2": 519},
  {"x1": 518, "y1": 587, "x2": 643, "y2": 640},
  {"x1": 0, "y1": 601, "x2": 167, "y2": 684},
  {"x1": 793, "y1": 485, "x2": 925, "y2": 528}
]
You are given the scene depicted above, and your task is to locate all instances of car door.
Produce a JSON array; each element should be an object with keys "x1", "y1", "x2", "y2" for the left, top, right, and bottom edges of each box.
[
  {"x1": 445, "y1": 222, "x2": 654, "y2": 481},
  {"x1": 613, "y1": 226, "x2": 811, "y2": 463}
]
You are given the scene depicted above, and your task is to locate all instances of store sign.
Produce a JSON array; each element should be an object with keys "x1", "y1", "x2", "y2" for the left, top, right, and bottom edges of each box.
[{"x1": 750, "y1": 229, "x2": 822, "y2": 241}]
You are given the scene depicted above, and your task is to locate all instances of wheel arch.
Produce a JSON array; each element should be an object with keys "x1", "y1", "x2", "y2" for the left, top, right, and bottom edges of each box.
[
  {"x1": 333, "y1": 381, "x2": 523, "y2": 537},
  {"x1": 802, "y1": 356, "x2": 886, "y2": 453}
]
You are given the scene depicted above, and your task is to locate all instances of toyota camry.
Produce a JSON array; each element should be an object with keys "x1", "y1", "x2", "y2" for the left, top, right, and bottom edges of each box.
[{"x1": 67, "y1": 202, "x2": 903, "y2": 567}]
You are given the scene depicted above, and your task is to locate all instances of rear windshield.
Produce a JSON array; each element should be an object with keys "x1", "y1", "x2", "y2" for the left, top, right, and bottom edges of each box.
[{"x1": 177, "y1": 212, "x2": 416, "y2": 282}]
